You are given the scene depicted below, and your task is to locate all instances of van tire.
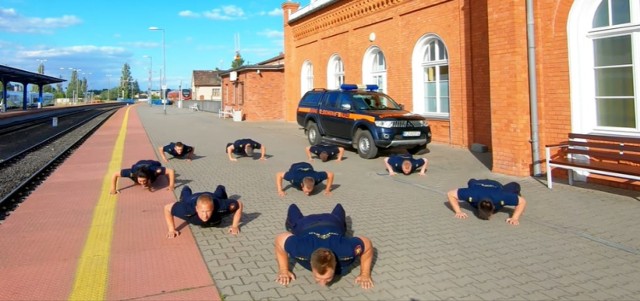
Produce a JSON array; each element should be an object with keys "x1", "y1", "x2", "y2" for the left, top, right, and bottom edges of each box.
[
  {"x1": 307, "y1": 121, "x2": 321, "y2": 145},
  {"x1": 355, "y1": 130, "x2": 378, "y2": 159}
]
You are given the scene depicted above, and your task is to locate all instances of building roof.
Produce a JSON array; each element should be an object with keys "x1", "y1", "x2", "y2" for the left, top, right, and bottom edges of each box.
[
  {"x1": 0, "y1": 64, "x2": 66, "y2": 86},
  {"x1": 218, "y1": 65, "x2": 284, "y2": 77},
  {"x1": 289, "y1": 0, "x2": 339, "y2": 22},
  {"x1": 218, "y1": 53, "x2": 285, "y2": 77},
  {"x1": 256, "y1": 53, "x2": 284, "y2": 66},
  {"x1": 192, "y1": 70, "x2": 222, "y2": 86}
]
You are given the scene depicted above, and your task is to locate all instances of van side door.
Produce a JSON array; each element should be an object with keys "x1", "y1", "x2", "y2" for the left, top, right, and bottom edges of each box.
[{"x1": 320, "y1": 92, "x2": 355, "y2": 139}]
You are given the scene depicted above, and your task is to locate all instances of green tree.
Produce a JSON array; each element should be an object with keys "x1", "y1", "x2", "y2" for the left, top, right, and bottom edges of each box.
[
  {"x1": 67, "y1": 70, "x2": 80, "y2": 100},
  {"x1": 55, "y1": 82, "x2": 64, "y2": 98},
  {"x1": 119, "y1": 63, "x2": 134, "y2": 99},
  {"x1": 80, "y1": 78, "x2": 87, "y2": 99},
  {"x1": 30, "y1": 63, "x2": 53, "y2": 93},
  {"x1": 231, "y1": 51, "x2": 245, "y2": 69}
]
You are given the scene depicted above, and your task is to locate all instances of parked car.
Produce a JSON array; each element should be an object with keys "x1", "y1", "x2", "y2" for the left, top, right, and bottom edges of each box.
[{"x1": 296, "y1": 84, "x2": 432, "y2": 159}]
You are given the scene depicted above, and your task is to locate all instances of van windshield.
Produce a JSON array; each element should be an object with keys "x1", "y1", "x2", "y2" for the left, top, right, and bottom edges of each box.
[{"x1": 353, "y1": 93, "x2": 402, "y2": 110}]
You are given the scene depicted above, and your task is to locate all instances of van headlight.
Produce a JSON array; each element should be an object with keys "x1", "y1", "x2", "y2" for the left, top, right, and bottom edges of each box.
[{"x1": 375, "y1": 120, "x2": 395, "y2": 128}]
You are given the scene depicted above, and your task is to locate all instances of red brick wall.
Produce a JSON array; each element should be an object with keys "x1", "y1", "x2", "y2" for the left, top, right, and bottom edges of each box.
[
  {"x1": 486, "y1": 0, "x2": 532, "y2": 176},
  {"x1": 468, "y1": 0, "x2": 492, "y2": 149},
  {"x1": 281, "y1": 0, "x2": 587, "y2": 180},
  {"x1": 533, "y1": 0, "x2": 573, "y2": 168},
  {"x1": 282, "y1": 1, "x2": 301, "y2": 122},
  {"x1": 220, "y1": 70, "x2": 285, "y2": 121},
  {"x1": 284, "y1": 0, "x2": 467, "y2": 145}
]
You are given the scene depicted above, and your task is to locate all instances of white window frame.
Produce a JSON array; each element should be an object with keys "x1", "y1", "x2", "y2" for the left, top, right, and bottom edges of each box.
[
  {"x1": 327, "y1": 54, "x2": 345, "y2": 89},
  {"x1": 411, "y1": 34, "x2": 449, "y2": 117},
  {"x1": 362, "y1": 46, "x2": 387, "y2": 93},
  {"x1": 568, "y1": 0, "x2": 640, "y2": 135},
  {"x1": 301, "y1": 60, "x2": 314, "y2": 96}
]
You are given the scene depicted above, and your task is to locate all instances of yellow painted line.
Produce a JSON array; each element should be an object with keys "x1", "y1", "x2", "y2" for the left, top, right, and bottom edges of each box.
[{"x1": 68, "y1": 106, "x2": 131, "y2": 300}]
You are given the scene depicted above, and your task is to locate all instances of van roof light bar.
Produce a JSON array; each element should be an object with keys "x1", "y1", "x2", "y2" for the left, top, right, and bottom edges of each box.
[{"x1": 340, "y1": 84, "x2": 379, "y2": 91}]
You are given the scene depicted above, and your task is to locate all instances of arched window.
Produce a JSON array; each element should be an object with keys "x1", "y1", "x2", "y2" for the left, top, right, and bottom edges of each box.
[
  {"x1": 569, "y1": 0, "x2": 640, "y2": 134},
  {"x1": 327, "y1": 55, "x2": 344, "y2": 89},
  {"x1": 301, "y1": 60, "x2": 314, "y2": 96},
  {"x1": 411, "y1": 34, "x2": 449, "y2": 116},
  {"x1": 362, "y1": 47, "x2": 387, "y2": 92}
]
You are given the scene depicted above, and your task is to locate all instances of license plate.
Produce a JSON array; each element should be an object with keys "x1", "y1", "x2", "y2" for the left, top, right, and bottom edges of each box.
[{"x1": 403, "y1": 131, "x2": 421, "y2": 137}]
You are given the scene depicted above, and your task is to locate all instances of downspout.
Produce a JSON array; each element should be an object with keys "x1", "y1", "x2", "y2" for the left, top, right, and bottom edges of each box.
[{"x1": 526, "y1": 0, "x2": 542, "y2": 176}]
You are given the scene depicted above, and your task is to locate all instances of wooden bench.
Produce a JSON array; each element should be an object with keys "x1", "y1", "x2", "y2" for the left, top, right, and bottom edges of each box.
[
  {"x1": 545, "y1": 133, "x2": 640, "y2": 189},
  {"x1": 218, "y1": 105, "x2": 233, "y2": 119}
]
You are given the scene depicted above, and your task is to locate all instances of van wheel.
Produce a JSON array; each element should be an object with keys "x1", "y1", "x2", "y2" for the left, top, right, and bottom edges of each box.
[
  {"x1": 307, "y1": 122, "x2": 321, "y2": 145},
  {"x1": 355, "y1": 130, "x2": 378, "y2": 159}
]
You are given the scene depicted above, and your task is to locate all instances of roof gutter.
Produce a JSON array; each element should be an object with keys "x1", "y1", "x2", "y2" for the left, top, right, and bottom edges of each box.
[
  {"x1": 289, "y1": 0, "x2": 339, "y2": 23},
  {"x1": 526, "y1": 0, "x2": 542, "y2": 176}
]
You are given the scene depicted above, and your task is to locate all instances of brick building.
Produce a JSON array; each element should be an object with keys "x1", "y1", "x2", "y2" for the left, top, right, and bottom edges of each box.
[
  {"x1": 281, "y1": 0, "x2": 639, "y2": 188},
  {"x1": 219, "y1": 54, "x2": 285, "y2": 121}
]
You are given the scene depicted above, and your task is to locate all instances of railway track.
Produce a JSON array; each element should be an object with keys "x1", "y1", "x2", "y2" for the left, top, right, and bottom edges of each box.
[{"x1": 0, "y1": 104, "x2": 124, "y2": 221}]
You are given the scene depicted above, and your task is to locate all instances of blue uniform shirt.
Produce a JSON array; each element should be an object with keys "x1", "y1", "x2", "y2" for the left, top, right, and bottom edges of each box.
[
  {"x1": 387, "y1": 154, "x2": 426, "y2": 173},
  {"x1": 283, "y1": 162, "x2": 328, "y2": 188},
  {"x1": 163, "y1": 143, "x2": 193, "y2": 158},
  {"x1": 284, "y1": 234, "x2": 364, "y2": 275},
  {"x1": 120, "y1": 160, "x2": 166, "y2": 183},
  {"x1": 171, "y1": 192, "x2": 239, "y2": 227},
  {"x1": 457, "y1": 185, "x2": 519, "y2": 211},
  {"x1": 310, "y1": 145, "x2": 339, "y2": 158},
  {"x1": 467, "y1": 179, "x2": 503, "y2": 190},
  {"x1": 227, "y1": 139, "x2": 262, "y2": 155}
]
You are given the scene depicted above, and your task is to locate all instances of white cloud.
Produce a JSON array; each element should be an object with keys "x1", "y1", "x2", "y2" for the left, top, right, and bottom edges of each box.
[
  {"x1": 179, "y1": 10, "x2": 199, "y2": 18},
  {"x1": 258, "y1": 8, "x2": 283, "y2": 17},
  {"x1": 120, "y1": 41, "x2": 159, "y2": 48},
  {"x1": 12, "y1": 45, "x2": 132, "y2": 84},
  {"x1": 267, "y1": 8, "x2": 283, "y2": 16},
  {"x1": 258, "y1": 29, "x2": 283, "y2": 39},
  {"x1": 203, "y1": 5, "x2": 245, "y2": 20},
  {"x1": 0, "y1": 8, "x2": 17, "y2": 17},
  {"x1": 222, "y1": 5, "x2": 245, "y2": 17},
  {"x1": 19, "y1": 45, "x2": 127, "y2": 58},
  {"x1": 0, "y1": 7, "x2": 81, "y2": 34}
]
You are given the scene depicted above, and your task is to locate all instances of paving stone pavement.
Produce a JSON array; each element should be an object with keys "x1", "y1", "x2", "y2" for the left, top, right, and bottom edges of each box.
[{"x1": 137, "y1": 105, "x2": 640, "y2": 300}]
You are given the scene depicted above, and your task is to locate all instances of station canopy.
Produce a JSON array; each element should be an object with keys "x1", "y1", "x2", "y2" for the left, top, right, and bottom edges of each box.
[{"x1": 0, "y1": 64, "x2": 65, "y2": 87}]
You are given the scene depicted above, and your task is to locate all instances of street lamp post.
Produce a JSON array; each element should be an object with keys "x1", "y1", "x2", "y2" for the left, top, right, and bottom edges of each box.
[{"x1": 149, "y1": 26, "x2": 166, "y2": 114}]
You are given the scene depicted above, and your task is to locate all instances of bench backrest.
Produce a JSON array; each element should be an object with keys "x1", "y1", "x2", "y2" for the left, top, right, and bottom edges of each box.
[
  {"x1": 567, "y1": 133, "x2": 640, "y2": 164},
  {"x1": 223, "y1": 105, "x2": 233, "y2": 112}
]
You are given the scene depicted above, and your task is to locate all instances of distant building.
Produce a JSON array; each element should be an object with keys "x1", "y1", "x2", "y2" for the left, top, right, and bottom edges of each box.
[
  {"x1": 219, "y1": 53, "x2": 285, "y2": 121},
  {"x1": 191, "y1": 70, "x2": 222, "y2": 101}
]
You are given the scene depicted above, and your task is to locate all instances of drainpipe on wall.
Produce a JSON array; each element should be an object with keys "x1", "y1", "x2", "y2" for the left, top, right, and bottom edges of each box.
[{"x1": 526, "y1": 0, "x2": 542, "y2": 176}]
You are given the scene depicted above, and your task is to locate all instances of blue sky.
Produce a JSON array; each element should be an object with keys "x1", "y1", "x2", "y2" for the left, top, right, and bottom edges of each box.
[{"x1": 0, "y1": 0, "x2": 290, "y2": 90}]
